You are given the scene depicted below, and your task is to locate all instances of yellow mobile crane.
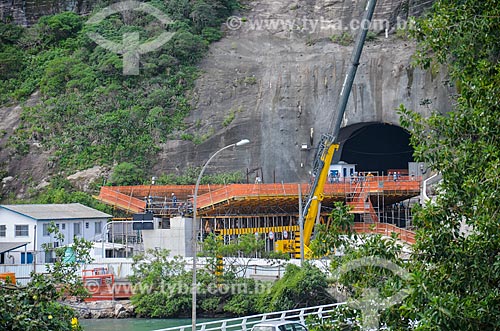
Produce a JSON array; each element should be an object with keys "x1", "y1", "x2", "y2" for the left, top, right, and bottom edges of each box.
[{"x1": 298, "y1": 0, "x2": 378, "y2": 258}]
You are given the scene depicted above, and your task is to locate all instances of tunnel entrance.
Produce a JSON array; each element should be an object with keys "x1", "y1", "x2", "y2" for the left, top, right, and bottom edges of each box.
[{"x1": 339, "y1": 123, "x2": 414, "y2": 174}]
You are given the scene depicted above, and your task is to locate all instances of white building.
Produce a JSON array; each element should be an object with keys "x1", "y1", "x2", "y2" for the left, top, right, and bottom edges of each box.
[
  {"x1": 329, "y1": 161, "x2": 357, "y2": 182},
  {"x1": 0, "y1": 203, "x2": 112, "y2": 264},
  {"x1": 142, "y1": 216, "x2": 194, "y2": 257}
]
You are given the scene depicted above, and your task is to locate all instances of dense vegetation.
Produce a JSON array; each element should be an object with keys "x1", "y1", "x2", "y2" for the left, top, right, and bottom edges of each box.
[
  {"x1": 130, "y1": 245, "x2": 266, "y2": 318},
  {"x1": 309, "y1": 0, "x2": 500, "y2": 330},
  {"x1": 108, "y1": 163, "x2": 245, "y2": 186},
  {"x1": 0, "y1": 222, "x2": 92, "y2": 331},
  {"x1": 129, "y1": 234, "x2": 332, "y2": 318},
  {"x1": 397, "y1": 0, "x2": 500, "y2": 329},
  {"x1": 0, "y1": 0, "x2": 239, "y2": 176}
]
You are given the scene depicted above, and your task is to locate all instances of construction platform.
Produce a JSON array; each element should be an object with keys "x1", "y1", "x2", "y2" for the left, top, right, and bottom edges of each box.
[{"x1": 97, "y1": 176, "x2": 421, "y2": 245}]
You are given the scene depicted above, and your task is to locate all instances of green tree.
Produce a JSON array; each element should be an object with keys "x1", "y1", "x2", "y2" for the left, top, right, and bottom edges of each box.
[
  {"x1": 0, "y1": 46, "x2": 25, "y2": 78},
  {"x1": 309, "y1": 203, "x2": 410, "y2": 330},
  {"x1": 0, "y1": 274, "x2": 82, "y2": 331},
  {"x1": 310, "y1": 202, "x2": 356, "y2": 257},
  {"x1": 395, "y1": 1, "x2": 500, "y2": 330},
  {"x1": 0, "y1": 221, "x2": 91, "y2": 331},
  {"x1": 42, "y1": 222, "x2": 93, "y2": 299},
  {"x1": 190, "y1": 0, "x2": 220, "y2": 32},
  {"x1": 129, "y1": 249, "x2": 191, "y2": 317},
  {"x1": 256, "y1": 263, "x2": 334, "y2": 312},
  {"x1": 37, "y1": 12, "x2": 83, "y2": 45},
  {"x1": 30, "y1": 177, "x2": 112, "y2": 213},
  {"x1": 108, "y1": 162, "x2": 146, "y2": 186},
  {"x1": 168, "y1": 30, "x2": 208, "y2": 64},
  {"x1": 201, "y1": 233, "x2": 288, "y2": 278},
  {"x1": 200, "y1": 233, "x2": 281, "y2": 316},
  {"x1": 129, "y1": 248, "x2": 261, "y2": 317},
  {"x1": 0, "y1": 22, "x2": 24, "y2": 44}
]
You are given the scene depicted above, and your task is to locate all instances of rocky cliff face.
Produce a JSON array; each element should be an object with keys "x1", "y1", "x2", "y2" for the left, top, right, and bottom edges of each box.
[
  {"x1": 156, "y1": 0, "x2": 452, "y2": 182},
  {"x1": 0, "y1": 0, "x2": 100, "y2": 25},
  {"x1": 1, "y1": 0, "x2": 453, "y2": 194}
]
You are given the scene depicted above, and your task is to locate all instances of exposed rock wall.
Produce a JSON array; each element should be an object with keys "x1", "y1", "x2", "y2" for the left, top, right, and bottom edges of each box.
[
  {"x1": 0, "y1": 0, "x2": 453, "y2": 189},
  {"x1": 70, "y1": 300, "x2": 135, "y2": 319},
  {"x1": 156, "y1": 0, "x2": 452, "y2": 182},
  {"x1": 0, "y1": 0, "x2": 102, "y2": 25}
]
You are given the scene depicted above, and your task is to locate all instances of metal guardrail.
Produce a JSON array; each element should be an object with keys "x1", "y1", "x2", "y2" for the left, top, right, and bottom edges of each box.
[{"x1": 152, "y1": 303, "x2": 345, "y2": 331}]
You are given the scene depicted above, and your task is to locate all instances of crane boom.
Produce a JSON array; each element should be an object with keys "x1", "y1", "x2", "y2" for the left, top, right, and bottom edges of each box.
[{"x1": 301, "y1": 0, "x2": 378, "y2": 252}]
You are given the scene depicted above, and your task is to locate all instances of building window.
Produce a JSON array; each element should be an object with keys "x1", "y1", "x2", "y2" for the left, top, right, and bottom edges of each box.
[
  {"x1": 0, "y1": 225, "x2": 5, "y2": 237},
  {"x1": 43, "y1": 224, "x2": 50, "y2": 236},
  {"x1": 95, "y1": 221, "x2": 102, "y2": 235},
  {"x1": 21, "y1": 252, "x2": 33, "y2": 264},
  {"x1": 15, "y1": 225, "x2": 29, "y2": 237},
  {"x1": 61, "y1": 223, "x2": 66, "y2": 230},
  {"x1": 85, "y1": 222, "x2": 89, "y2": 229},
  {"x1": 45, "y1": 251, "x2": 54, "y2": 263},
  {"x1": 74, "y1": 223, "x2": 81, "y2": 236}
]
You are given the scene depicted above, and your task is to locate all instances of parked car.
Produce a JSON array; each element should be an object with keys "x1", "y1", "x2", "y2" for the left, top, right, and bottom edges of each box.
[{"x1": 251, "y1": 320, "x2": 308, "y2": 331}]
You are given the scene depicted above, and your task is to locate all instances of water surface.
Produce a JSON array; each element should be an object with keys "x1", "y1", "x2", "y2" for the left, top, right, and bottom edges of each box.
[{"x1": 80, "y1": 318, "x2": 194, "y2": 331}]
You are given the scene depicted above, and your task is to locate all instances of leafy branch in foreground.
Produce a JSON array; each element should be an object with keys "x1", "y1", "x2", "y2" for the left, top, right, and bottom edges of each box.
[
  {"x1": 395, "y1": 1, "x2": 500, "y2": 330},
  {"x1": 0, "y1": 220, "x2": 92, "y2": 331}
]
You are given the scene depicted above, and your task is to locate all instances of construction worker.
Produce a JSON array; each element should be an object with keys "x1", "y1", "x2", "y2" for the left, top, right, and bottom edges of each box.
[{"x1": 171, "y1": 192, "x2": 177, "y2": 208}]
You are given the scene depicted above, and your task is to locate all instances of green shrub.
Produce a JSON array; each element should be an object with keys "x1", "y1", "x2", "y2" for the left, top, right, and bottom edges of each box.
[
  {"x1": 365, "y1": 30, "x2": 378, "y2": 41},
  {"x1": 39, "y1": 56, "x2": 81, "y2": 96},
  {"x1": 222, "y1": 110, "x2": 236, "y2": 127},
  {"x1": 243, "y1": 76, "x2": 257, "y2": 85},
  {"x1": 0, "y1": 46, "x2": 25, "y2": 79},
  {"x1": 201, "y1": 27, "x2": 223, "y2": 42},
  {"x1": 37, "y1": 12, "x2": 83, "y2": 45},
  {"x1": 257, "y1": 263, "x2": 334, "y2": 312},
  {"x1": 330, "y1": 31, "x2": 354, "y2": 46},
  {"x1": 0, "y1": 22, "x2": 24, "y2": 44},
  {"x1": 109, "y1": 162, "x2": 146, "y2": 186}
]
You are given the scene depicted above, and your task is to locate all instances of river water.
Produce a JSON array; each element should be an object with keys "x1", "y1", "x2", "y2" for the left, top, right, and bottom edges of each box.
[{"x1": 80, "y1": 318, "x2": 194, "y2": 331}]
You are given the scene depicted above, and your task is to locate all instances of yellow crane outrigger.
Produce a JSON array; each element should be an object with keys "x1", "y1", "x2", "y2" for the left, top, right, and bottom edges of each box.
[{"x1": 297, "y1": 0, "x2": 378, "y2": 258}]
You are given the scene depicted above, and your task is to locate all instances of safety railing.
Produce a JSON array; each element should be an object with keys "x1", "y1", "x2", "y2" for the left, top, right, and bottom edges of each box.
[
  {"x1": 196, "y1": 178, "x2": 420, "y2": 210},
  {"x1": 353, "y1": 222, "x2": 416, "y2": 244},
  {"x1": 99, "y1": 178, "x2": 421, "y2": 214},
  {"x1": 196, "y1": 184, "x2": 312, "y2": 210},
  {"x1": 97, "y1": 187, "x2": 146, "y2": 213},
  {"x1": 152, "y1": 303, "x2": 345, "y2": 331}
]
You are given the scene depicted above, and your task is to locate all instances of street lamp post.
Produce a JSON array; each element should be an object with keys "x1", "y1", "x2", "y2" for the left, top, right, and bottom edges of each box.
[{"x1": 191, "y1": 139, "x2": 250, "y2": 330}]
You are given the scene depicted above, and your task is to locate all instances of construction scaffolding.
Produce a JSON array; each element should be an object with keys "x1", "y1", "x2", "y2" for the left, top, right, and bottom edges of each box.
[{"x1": 97, "y1": 175, "x2": 421, "y2": 253}]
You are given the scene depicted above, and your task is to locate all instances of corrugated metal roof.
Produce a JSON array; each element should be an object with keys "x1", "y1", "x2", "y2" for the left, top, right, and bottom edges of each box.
[{"x1": 0, "y1": 203, "x2": 112, "y2": 220}]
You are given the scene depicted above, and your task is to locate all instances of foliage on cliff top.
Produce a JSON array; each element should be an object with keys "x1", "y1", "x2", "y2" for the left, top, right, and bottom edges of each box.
[{"x1": 0, "y1": 0, "x2": 239, "y2": 173}]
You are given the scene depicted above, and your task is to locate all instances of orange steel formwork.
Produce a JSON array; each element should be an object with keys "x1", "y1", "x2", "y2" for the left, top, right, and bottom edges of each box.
[
  {"x1": 96, "y1": 176, "x2": 421, "y2": 244},
  {"x1": 96, "y1": 184, "x2": 224, "y2": 214},
  {"x1": 195, "y1": 176, "x2": 420, "y2": 215}
]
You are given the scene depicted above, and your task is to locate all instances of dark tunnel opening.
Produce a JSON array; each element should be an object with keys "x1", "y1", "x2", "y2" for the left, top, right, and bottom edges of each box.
[{"x1": 340, "y1": 123, "x2": 414, "y2": 174}]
